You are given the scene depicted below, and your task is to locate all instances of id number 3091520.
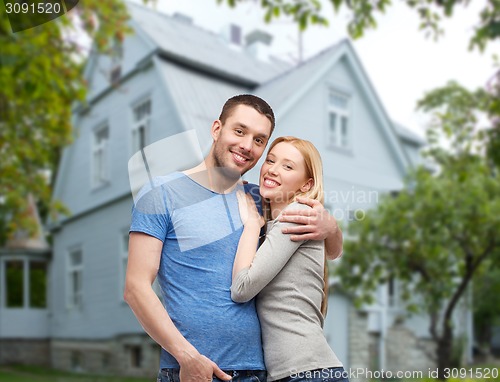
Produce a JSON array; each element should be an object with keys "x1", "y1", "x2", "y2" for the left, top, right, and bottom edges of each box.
[
  {"x1": 444, "y1": 368, "x2": 499, "y2": 379},
  {"x1": 5, "y1": 1, "x2": 62, "y2": 14}
]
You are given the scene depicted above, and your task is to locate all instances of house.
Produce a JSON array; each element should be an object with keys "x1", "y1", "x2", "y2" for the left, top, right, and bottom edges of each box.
[
  {"x1": 0, "y1": 196, "x2": 51, "y2": 366},
  {"x1": 0, "y1": 1, "x2": 473, "y2": 377}
]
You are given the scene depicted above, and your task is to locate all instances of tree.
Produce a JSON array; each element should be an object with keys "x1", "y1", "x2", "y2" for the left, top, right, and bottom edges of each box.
[
  {"x1": 473, "y1": 265, "x2": 500, "y2": 352},
  {"x1": 0, "y1": 1, "x2": 130, "y2": 245},
  {"x1": 335, "y1": 81, "x2": 500, "y2": 379},
  {"x1": 219, "y1": 0, "x2": 498, "y2": 50}
]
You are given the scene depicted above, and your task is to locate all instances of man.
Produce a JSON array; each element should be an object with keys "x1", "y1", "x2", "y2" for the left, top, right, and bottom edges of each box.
[{"x1": 125, "y1": 95, "x2": 343, "y2": 382}]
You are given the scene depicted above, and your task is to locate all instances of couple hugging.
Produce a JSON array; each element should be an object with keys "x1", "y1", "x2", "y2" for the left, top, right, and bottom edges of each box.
[{"x1": 125, "y1": 95, "x2": 347, "y2": 382}]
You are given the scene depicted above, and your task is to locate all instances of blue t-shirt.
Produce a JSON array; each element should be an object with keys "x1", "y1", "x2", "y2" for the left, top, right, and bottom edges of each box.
[{"x1": 130, "y1": 172, "x2": 265, "y2": 370}]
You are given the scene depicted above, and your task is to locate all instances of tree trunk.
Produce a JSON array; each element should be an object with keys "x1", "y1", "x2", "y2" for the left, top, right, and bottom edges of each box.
[{"x1": 437, "y1": 320, "x2": 454, "y2": 380}]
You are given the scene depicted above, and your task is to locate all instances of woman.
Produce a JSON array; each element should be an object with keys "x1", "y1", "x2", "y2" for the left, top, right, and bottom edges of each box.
[{"x1": 231, "y1": 136, "x2": 348, "y2": 382}]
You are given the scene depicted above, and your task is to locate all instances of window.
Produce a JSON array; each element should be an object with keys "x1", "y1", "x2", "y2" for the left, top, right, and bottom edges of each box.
[
  {"x1": 67, "y1": 248, "x2": 83, "y2": 308},
  {"x1": 92, "y1": 125, "x2": 109, "y2": 187},
  {"x1": 127, "y1": 345, "x2": 143, "y2": 368},
  {"x1": 110, "y1": 66, "x2": 121, "y2": 83},
  {"x1": 131, "y1": 98, "x2": 151, "y2": 153},
  {"x1": 29, "y1": 261, "x2": 47, "y2": 308},
  {"x1": 6, "y1": 260, "x2": 24, "y2": 308},
  {"x1": 71, "y1": 351, "x2": 83, "y2": 372},
  {"x1": 327, "y1": 91, "x2": 350, "y2": 149},
  {"x1": 3, "y1": 259, "x2": 48, "y2": 309},
  {"x1": 101, "y1": 352, "x2": 110, "y2": 369}
]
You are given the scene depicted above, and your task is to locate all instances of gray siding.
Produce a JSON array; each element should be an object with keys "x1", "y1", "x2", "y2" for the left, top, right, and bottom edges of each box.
[
  {"x1": 246, "y1": 56, "x2": 405, "y2": 198},
  {"x1": 324, "y1": 291, "x2": 350, "y2": 369},
  {"x1": 53, "y1": 65, "x2": 183, "y2": 220},
  {"x1": 51, "y1": 196, "x2": 140, "y2": 339},
  {"x1": 86, "y1": 23, "x2": 156, "y2": 101}
]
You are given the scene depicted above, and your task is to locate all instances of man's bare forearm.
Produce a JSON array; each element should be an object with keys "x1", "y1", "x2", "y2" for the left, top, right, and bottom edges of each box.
[
  {"x1": 124, "y1": 280, "x2": 198, "y2": 361},
  {"x1": 325, "y1": 225, "x2": 343, "y2": 260}
]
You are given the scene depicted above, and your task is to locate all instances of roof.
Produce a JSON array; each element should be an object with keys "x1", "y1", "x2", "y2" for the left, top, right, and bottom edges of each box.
[
  {"x1": 127, "y1": 2, "x2": 290, "y2": 85},
  {"x1": 256, "y1": 42, "x2": 343, "y2": 117},
  {"x1": 256, "y1": 39, "x2": 416, "y2": 172},
  {"x1": 93, "y1": 3, "x2": 426, "y2": 154},
  {"x1": 4, "y1": 195, "x2": 50, "y2": 251},
  {"x1": 154, "y1": 57, "x2": 248, "y2": 152},
  {"x1": 393, "y1": 122, "x2": 426, "y2": 146}
]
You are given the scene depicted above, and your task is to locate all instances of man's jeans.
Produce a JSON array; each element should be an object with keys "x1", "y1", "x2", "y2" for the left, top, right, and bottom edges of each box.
[{"x1": 157, "y1": 368, "x2": 267, "y2": 382}]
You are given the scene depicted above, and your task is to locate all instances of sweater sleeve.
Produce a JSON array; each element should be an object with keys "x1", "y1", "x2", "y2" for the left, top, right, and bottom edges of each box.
[{"x1": 230, "y1": 202, "x2": 311, "y2": 303}]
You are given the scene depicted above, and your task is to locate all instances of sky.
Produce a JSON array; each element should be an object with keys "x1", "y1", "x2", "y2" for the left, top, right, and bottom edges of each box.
[{"x1": 134, "y1": 0, "x2": 496, "y2": 138}]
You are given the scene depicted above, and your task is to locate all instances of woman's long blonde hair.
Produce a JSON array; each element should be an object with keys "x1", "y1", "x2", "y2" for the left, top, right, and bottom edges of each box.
[{"x1": 262, "y1": 136, "x2": 329, "y2": 317}]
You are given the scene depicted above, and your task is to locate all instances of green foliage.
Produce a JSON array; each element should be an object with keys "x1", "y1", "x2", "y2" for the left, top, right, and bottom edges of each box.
[
  {"x1": 336, "y1": 82, "x2": 500, "y2": 373},
  {"x1": 0, "y1": 365, "x2": 153, "y2": 382},
  {"x1": 337, "y1": 80, "x2": 500, "y2": 312},
  {"x1": 485, "y1": 70, "x2": 500, "y2": 168},
  {"x1": 0, "y1": 0, "x2": 130, "y2": 245},
  {"x1": 417, "y1": 81, "x2": 491, "y2": 165},
  {"x1": 337, "y1": 160, "x2": 500, "y2": 314},
  {"x1": 218, "y1": 0, "x2": 328, "y2": 31},
  {"x1": 219, "y1": 0, "x2": 497, "y2": 50},
  {"x1": 219, "y1": 0, "x2": 500, "y2": 172},
  {"x1": 473, "y1": 266, "x2": 500, "y2": 346}
]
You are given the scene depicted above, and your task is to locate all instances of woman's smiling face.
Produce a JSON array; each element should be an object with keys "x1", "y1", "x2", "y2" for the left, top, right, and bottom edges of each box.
[{"x1": 259, "y1": 141, "x2": 312, "y2": 204}]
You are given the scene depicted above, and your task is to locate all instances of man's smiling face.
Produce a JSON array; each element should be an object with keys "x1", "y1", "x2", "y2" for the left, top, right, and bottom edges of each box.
[{"x1": 211, "y1": 104, "x2": 272, "y2": 176}]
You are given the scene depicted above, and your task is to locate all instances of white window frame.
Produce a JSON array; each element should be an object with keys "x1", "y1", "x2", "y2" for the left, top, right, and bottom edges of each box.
[
  {"x1": 67, "y1": 246, "x2": 83, "y2": 310},
  {"x1": 92, "y1": 123, "x2": 110, "y2": 188},
  {"x1": 1, "y1": 257, "x2": 49, "y2": 309},
  {"x1": 2, "y1": 257, "x2": 26, "y2": 309},
  {"x1": 326, "y1": 90, "x2": 351, "y2": 150},
  {"x1": 131, "y1": 97, "x2": 151, "y2": 154}
]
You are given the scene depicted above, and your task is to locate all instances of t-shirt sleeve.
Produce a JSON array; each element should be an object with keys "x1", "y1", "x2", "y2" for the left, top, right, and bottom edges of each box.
[
  {"x1": 244, "y1": 182, "x2": 265, "y2": 238},
  {"x1": 244, "y1": 183, "x2": 263, "y2": 215},
  {"x1": 129, "y1": 184, "x2": 170, "y2": 242},
  {"x1": 230, "y1": 202, "x2": 311, "y2": 302}
]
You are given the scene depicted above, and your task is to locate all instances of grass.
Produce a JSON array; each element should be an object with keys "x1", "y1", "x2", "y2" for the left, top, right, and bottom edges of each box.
[
  {"x1": 2, "y1": 363, "x2": 499, "y2": 382},
  {"x1": 0, "y1": 365, "x2": 154, "y2": 382}
]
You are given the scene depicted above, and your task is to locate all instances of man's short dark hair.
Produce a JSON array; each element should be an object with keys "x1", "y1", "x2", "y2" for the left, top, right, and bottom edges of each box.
[{"x1": 219, "y1": 94, "x2": 275, "y2": 135}]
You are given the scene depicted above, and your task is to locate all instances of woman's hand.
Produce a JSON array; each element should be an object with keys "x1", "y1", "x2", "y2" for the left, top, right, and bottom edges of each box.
[{"x1": 237, "y1": 191, "x2": 264, "y2": 229}]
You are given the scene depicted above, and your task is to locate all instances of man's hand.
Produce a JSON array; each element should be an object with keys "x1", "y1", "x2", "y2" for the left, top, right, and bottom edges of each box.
[
  {"x1": 237, "y1": 191, "x2": 264, "y2": 229},
  {"x1": 178, "y1": 351, "x2": 231, "y2": 382},
  {"x1": 279, "y1": 196, "x2": 337, "y2": 241},
  {"x1": 280, "y1": 196, "x2": 343, "y2": 260}
]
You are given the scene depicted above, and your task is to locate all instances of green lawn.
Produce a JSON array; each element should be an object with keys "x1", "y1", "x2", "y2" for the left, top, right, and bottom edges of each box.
[
  {"x1": 0, "y1": 365, "x2": 154, "y2": 382},
  {"x1": 2, "y1": 364, "x2": 499, "y2": 382}
]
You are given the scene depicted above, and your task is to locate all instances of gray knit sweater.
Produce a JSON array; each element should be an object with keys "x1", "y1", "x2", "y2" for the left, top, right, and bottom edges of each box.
[{"x1": 231, "y1": 202, "x2": 342, "y2": 381}]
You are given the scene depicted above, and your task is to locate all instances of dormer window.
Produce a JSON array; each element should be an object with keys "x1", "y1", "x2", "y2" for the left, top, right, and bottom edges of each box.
[
  {"x1": 327, "y1": 91, "x2": 351, "y2": 150},
  {"x1": 110, "y1": 66, "x2": 121, "y2": 84},
  {"x1": 109, "y1": 40, "x2": 123, "y2": 84},
  {"x1": 131, "y1": 98, "x2": 151, "y2": 153}
]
